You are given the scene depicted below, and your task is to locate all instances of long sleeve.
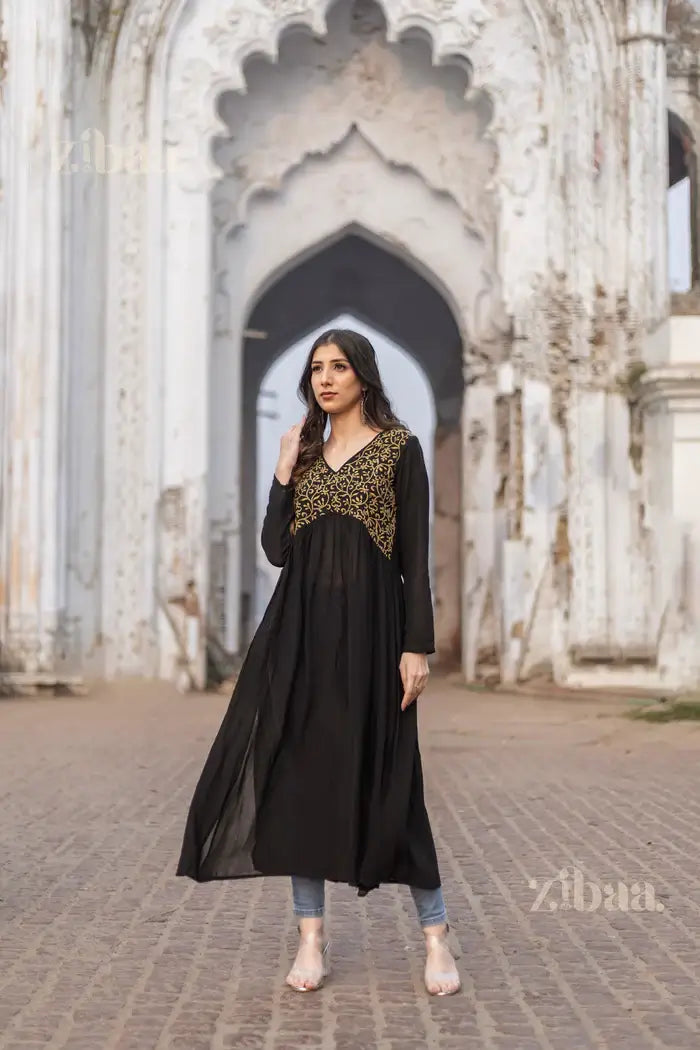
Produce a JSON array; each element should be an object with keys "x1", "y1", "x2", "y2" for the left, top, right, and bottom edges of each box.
[
  {"x1": 394, "y1": 434, "x2": 435, "y2": 654},
  {"x1": 261, "y1": 475, "x2": 295, "y2": 567}
]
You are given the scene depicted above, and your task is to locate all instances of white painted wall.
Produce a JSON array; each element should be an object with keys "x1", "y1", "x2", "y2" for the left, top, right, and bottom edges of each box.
[{"x1": 3, "y1": 0, "x2": 700, "y2": 691}]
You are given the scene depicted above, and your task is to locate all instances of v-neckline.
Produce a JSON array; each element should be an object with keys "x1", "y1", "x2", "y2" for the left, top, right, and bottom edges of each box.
[{"x1": 322, "y1": 429, "x2": 385, "y2": 474}]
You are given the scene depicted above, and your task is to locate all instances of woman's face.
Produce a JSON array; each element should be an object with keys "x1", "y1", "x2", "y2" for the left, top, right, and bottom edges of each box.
[{"x1": 310, "y1": 342, "x2": 363, "y2": 416}]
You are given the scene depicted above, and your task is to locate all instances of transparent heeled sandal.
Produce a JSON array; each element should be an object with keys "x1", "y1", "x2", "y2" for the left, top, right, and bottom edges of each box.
[
  {"x1": 424, "y1": 922, "x2": 462, "y2": 996},
  {"x1": 285, "y1": 926, "x2": 331, "y2": 992}
]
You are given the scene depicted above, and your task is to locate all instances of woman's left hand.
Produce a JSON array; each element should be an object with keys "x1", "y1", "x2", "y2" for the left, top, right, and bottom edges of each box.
[{"x1": 399, "y1": 651, "x2": 429, "y2": 710}]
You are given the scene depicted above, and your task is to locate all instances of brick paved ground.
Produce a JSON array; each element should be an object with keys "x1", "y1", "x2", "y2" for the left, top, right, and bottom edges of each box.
[{"x1": 3, "y1": 678, "x2": 700, "y2": 1050}]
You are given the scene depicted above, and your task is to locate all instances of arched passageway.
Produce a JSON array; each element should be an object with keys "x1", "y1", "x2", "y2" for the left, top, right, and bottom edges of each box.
[
  {"x1": 252, "y1": 313, "x2": 435, "y2": 622},
  {"x1": 227, "y1": 232, "x2": 464, "y2": 666}
]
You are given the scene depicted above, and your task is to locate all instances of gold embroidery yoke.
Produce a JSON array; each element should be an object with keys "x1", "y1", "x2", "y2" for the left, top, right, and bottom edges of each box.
[{"x1": 293, "y1": 426, "x2": 411, "y2": 559}]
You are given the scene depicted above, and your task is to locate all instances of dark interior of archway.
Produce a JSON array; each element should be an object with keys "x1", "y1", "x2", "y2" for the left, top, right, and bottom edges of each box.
[
  {"x1": 668, "y1": 110, "x2": 698, "y2": 288},
  {"x1": 244, "y1": 232, "x2": 464, "y2": 427},
  {"x1": 669, "y1": 114, "x2": 690, "y2": 188},
  {"x1": 236, "y1": 232, "x2": 465, "y2": 656}
]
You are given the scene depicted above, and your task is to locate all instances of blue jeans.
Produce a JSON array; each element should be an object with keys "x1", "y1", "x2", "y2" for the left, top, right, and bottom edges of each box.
[{"x1": 291, "y1": 876, "x2": 447, "y2": 928}]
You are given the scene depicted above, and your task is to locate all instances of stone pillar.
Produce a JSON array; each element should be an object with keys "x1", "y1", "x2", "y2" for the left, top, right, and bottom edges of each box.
[
  {"x1": 562, "y1": 1, "x2": 668, "y2": 676},
  {"x1": 621, "y1": 0, "x2": 669, "y2": 323},
  {"x1": 461, "y1": 382, "x2": 497, "y2": 680},
  {"x1": 0, "y1": 0, "x2": 68, "y2": 670},
  {"x1": 638, "y1": 369, "x2": 700, "y2": 524},
  {"x1": 237, "y1": 350, "x2": 260, "y2": 652},
  {"x1": 62, "y1": 76, "x2": 111, "y2": 674},
  {"x1": 432, "y1": 421, "x2": 461, "y2": 667},
  {"x1": 567, "y1": 388, "x2": 610, "y2": 656},
  {"x1": 155, "y1": 174, "x2": 213, "y2": 688},
  {"x1": 636, "y1": 327, "x2": 700, "y2": 685}
]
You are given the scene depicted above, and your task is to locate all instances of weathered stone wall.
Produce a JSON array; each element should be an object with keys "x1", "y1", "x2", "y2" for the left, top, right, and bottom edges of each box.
[
  {"x1": 2, "y1": 0, "x2": 700, "y2": 690},
  {"x1": 0, "y1": 0, "x2": 70, "y2": 671},
  {"x1": 208, "y1": 5, "x2": 502, "y2": 661}
]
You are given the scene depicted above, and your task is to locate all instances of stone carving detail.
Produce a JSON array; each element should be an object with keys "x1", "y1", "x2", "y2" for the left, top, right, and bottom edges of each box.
[
  {"x1": 99, "y1": 0, "x2": 173, "y2": 672},
  {"x1": 71, "y1": 0, "x2": 122, "y2": 73},
  {"x1": 97, "y1": 0, "x2": 552, "y2": 675},
  {"x1": 210, "y1": 30, "x2": 497, "y2": 242},
  {"x1": 214, "y1": 124, "x2": 504, "y2": 349},
  {"x1": 104, "y1": 0, "x2": 676, "y2": 682},
  {"x1": 8, "y1": 0, "x2": 692, "y2": 687},
  {"x1": 165, "y1": 0, "x2": 545, "y2": 203},
  {"x1": 666, "y1": 1, "x2": 700, "y2": 77}
]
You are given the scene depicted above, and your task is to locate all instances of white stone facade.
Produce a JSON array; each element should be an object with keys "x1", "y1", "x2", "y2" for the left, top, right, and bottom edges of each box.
[{"x1": 1, "y1": 0, "x2": 699, "y2": 690}]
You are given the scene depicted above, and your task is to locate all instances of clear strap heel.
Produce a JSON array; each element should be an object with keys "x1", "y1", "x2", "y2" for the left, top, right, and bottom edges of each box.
[
  {"x1": 285, "y1": 926, "x2": 331, "y2": 992},
  {"x1": 424, "y1": 922, "x2": 461, "y2": 996}
]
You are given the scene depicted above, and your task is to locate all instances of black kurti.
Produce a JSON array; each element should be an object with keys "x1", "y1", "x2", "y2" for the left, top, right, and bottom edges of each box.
[{"x1": 176, "y1": 425, "x2": 441, "y2": 894}]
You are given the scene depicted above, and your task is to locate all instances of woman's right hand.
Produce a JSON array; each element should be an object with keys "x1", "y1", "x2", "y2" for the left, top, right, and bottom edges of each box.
[{"x1": 275, "y1": 415, "x2": 306, "y2": 483}]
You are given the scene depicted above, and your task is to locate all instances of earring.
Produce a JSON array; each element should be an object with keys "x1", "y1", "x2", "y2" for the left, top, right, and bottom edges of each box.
[{"x1": 360, "y1": 389, "x2": 367, "y2": 424}]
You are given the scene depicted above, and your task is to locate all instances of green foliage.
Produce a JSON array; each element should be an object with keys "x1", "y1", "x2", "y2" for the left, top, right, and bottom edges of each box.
[{"x1": 630, "y1": 700, "x2": 700, "y2": 723}]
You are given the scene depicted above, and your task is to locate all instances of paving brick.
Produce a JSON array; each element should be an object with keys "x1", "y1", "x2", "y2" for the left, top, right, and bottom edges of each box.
[{"x1": 3, "y1": 681, "x2": 700, "y2": 1049}]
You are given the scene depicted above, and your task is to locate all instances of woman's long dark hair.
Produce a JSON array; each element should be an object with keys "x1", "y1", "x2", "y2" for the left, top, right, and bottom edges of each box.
[{"x1": 291, "y1": 328, "x2": 405, "y2": 484}]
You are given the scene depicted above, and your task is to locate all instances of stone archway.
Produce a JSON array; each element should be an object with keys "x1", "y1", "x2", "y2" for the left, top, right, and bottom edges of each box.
[
  {"x1": 207, "y1": 119, "x2": 499, "y2": 669},
  {"x1": 95, "y1": 0, "x2": 667, "y2": 688},
  {"x1": 235, "y1": 230, "x2": 464, "y2": 666},
  {"x1": 4, "y1": 0, "x2": 685, "y2": 687},
  {"x1": 98, "y1": 0, "x2": 547, "y2": 684},
  {"x1": 198, "y1": 0, "x2": 524, "y2": 677}
]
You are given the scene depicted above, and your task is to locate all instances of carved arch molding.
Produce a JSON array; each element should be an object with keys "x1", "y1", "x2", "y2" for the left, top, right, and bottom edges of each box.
[
  {"x1": 97, "y1": 0, "x2": 618, "y2": 676},
  {"x1": 99, "y1": 0, "x2": 619, "y2": 367}
]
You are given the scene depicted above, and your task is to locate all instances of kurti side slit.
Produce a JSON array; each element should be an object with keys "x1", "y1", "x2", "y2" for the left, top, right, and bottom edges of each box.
[{"x1": 176, "y1": 425, "x2": 442, "y2": 896}]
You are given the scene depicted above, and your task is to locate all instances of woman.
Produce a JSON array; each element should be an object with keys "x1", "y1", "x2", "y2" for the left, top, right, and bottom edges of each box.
[{"x1": 176, "y1": 328, "x2": 461, "y2": 996}]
